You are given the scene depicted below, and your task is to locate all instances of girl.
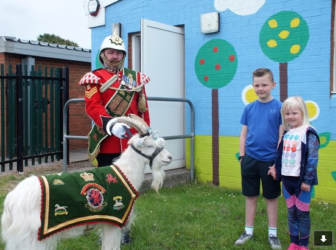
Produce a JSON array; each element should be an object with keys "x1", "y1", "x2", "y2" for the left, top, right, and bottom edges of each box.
[{"x1": 268, "y1": 96, "x2": 319, "y2": 250}]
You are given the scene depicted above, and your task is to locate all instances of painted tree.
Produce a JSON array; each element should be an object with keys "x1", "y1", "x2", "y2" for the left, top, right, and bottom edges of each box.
[
  {"x1": 259, "y1": 11, "x2": 309, "y2": 101},
  {"x1": 195, "y1": 39, "x2": 237, "y2": 186}
]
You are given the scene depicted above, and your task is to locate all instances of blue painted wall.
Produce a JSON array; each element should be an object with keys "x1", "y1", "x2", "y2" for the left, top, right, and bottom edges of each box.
[
  {"x1": 91, "y1": 0, "x2": 333, "y2": 138},
  {"x1": 90, "y1": 0, "x2": 336, "y2": 201}
]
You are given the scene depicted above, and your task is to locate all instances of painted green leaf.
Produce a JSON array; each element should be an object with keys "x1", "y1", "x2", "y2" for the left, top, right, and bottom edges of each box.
[
  {"x1": 235, "y1": 152, "x2": 240, "y2": 162},
  {"x1": 95, "y1": 51, "x2": 104, "y2": 69},
  {"x1": 318, "y1": 132, "x2": 330, "y2": 149},
  {"x1": 331, "y1": 171, "x2": 336, "y2": 182}
]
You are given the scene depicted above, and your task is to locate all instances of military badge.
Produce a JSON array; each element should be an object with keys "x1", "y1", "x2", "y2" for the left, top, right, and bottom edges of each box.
[
  {"x1": 109, "y1": 34, "x2": 123, "y2": 45},
  {"x1": 85, "y1": 187, "x2": 106, "y2": 212},
  {"x1": 113, "y1": 196, "x2": 125, "y2": 210}
]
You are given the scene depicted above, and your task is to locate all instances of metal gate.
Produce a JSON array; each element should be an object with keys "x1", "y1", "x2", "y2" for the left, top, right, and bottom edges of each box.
[{"x1": 0, "y1": 64, "x2": 69, "y2": 172}]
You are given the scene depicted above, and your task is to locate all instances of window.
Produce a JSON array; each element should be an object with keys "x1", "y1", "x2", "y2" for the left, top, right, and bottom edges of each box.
[{"x1": 128, "y1": 33, "x2": 141, "y2": 72}]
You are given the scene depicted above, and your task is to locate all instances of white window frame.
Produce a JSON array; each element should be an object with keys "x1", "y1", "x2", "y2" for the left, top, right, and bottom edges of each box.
[{"x1": 131, "y1": 33, "x2": 141, "y2": 72}]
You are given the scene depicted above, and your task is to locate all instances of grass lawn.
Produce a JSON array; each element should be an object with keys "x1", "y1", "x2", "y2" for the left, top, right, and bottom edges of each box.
[{"x1": 0, "y1": 168, "x2": 335, "y2": 249}]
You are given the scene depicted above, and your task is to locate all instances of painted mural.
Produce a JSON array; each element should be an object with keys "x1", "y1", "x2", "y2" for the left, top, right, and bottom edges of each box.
[
  {"x1": 195, "y1": 39, "x2": 237, "y2": 185},
  {"x1": 191, "y1": 1, "x2": 335, "y2": 201},
  {"x1": 260, "y1": 11, "x2": 309, "y2": 102},
  {"x1": 90, "y1": 0, "x2": 336, "y2": 202}
]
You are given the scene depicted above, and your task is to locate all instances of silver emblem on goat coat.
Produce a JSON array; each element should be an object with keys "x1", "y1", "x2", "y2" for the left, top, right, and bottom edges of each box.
[{"x1": 54, "y1": 204, "x2": 68, "y2": 216}]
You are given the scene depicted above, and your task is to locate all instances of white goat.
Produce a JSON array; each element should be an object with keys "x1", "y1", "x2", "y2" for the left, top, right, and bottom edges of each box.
[{"x1": 1, "y1": 115, "x2": 172, "y2": 250}]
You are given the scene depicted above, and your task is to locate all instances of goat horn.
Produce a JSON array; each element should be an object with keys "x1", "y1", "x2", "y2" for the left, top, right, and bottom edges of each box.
[
  {"x1": 115, "y1": 116, "x2": 148, "y2": 135},
  {"x1": 127, "y1": 114, "x2": 149, "y2": 127}
]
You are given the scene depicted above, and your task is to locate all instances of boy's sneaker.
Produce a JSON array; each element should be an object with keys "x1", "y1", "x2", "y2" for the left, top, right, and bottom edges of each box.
[
  {"x1": 234, "y1": 231, "x2": 253, "y2": 245},
  {"x1": 268, "y1": 234, "x2": 282, "y2": 249},
  {"x1": 288, "y1": 243, "x2": 300, "y2": 250}
]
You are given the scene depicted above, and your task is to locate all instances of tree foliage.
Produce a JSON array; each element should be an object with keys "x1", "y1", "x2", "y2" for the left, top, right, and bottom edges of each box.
[
  {"x1": 195, "y1": 39, "x2": 237, "y2": 89},
  {"x1": 37, "y1": 33, "x2": 79, "y2": 47},
  {"x1": 259, "y1": 11, "x2": 309, "y2": 63}
]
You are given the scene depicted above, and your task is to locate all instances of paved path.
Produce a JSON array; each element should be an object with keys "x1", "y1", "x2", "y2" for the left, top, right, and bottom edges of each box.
[{"x1": 0, "y1": 148, "x2": 90, "y2": 175}]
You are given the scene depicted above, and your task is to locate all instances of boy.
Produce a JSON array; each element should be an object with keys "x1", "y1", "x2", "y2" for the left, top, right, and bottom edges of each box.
[{"x1": 235, "y1": 68, "x2": 284, "y2": 249}]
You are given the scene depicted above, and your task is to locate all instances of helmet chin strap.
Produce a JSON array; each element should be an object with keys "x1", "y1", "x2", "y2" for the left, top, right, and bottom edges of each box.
[{"x1": 100, "y1": 52, "x2": 125, "y2": 71}]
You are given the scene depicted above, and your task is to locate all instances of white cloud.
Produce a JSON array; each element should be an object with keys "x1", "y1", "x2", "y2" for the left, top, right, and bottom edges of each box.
[{"x1": 214, "y1": 0, "x2": 266, "y2": 16}]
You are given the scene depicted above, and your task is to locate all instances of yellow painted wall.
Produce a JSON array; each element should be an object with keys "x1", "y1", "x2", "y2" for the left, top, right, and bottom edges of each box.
[{"x1": 186, "y1": 136, "x2": 336, "y2": 203}]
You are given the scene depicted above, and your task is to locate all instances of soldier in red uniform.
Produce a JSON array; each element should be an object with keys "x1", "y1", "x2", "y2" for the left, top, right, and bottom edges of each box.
[
  {"x1": 79, "y1": 34, "x2": 150, "y2": 168},
  {"x1": 79, "y1": 34, "x2": 150, "y2": 244}
]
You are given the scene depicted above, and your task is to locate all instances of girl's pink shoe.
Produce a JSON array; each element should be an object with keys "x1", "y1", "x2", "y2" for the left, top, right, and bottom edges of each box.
[{"x1": 287, "y1": 243, "x2": 300, "y2": 250}]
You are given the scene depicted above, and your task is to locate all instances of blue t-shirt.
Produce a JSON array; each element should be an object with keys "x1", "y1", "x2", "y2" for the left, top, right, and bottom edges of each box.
[{"x1": 240, "y1": 99, "x2": 282, "y2": 161}]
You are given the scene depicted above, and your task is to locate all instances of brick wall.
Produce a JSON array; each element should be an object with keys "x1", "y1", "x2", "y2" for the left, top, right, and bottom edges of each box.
[{"x1": 0, "y1": 52, "x2": 91, "y2": 150}]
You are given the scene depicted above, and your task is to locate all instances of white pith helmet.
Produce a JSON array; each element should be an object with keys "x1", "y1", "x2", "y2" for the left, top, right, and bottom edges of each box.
[{"x1": 99, "y1": 34, "x2": 126, "y2": 65}]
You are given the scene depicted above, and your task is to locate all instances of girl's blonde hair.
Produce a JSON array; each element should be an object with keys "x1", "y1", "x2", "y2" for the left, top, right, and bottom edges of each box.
[{"x1": 281, "y1": 96, "x2": 310, "y2": 131}]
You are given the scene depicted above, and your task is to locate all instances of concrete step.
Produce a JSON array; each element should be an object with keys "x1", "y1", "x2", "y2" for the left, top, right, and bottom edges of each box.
[{"x1": 139, "y1": 167, "x2": 191, "y2": 193}]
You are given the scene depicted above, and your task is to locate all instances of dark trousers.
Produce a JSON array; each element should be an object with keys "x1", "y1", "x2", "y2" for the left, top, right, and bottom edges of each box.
[{"x1": 96, "y1": 153, "x2": 121, "y2": 167}]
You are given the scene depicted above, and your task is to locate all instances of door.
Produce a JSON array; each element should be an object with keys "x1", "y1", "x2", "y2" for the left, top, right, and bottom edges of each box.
[{"x1": 141, "y1": 19, "x2": 185, "y2": 171}]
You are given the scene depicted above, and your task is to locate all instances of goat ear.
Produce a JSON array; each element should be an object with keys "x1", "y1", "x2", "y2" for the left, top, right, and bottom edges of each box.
[{"x1": 157, "y1": 138, "x2": 165, "y2": 147}]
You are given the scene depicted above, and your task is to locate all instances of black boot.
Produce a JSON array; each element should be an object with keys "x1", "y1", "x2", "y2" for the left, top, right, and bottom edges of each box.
[{"x1": 121, "y1": 229, "x2": 132, "y2": 244}]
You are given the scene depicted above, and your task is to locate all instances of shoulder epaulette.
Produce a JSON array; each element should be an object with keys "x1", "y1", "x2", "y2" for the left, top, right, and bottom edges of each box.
[{"x1": 78, "y1": 72, "x2": 101, "y2": 86}]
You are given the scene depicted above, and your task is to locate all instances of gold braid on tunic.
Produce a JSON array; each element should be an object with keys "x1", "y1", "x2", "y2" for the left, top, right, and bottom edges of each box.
[{"x1": 100, "y1": 53, "x2": 147, "y2": 113}]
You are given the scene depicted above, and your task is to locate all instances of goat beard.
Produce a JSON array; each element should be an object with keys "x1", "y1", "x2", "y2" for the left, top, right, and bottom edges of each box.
[{"x1": 151, "y1": 165, "x2": 165, "y2": 192}]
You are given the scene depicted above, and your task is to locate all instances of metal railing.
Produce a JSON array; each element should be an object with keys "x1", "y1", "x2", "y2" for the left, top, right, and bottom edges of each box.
[
  {"x1": 63, "y1": 97, "x2": 195, "y2": 181},
  {"x1": 0, "y1": 64, "x2": 69, "y2": 172}
]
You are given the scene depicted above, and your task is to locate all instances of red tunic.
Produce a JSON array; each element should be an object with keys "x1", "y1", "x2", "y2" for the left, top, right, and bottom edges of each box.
[{"x1": 79, "y1": 68, "x2": 150, "y2": 154}]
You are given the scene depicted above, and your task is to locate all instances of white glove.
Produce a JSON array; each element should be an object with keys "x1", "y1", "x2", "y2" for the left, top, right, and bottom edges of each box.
[
  {"x1": 105, "y1": 118, "x2": 118, "y2": 136},
  {"x1": 111, "y1": 122, "x2": 130, "y2": 138}
]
